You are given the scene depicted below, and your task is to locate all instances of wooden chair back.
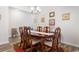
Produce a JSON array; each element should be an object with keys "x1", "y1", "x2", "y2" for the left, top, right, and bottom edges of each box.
[
  {"x1": 19, "y1": 26, "x2": 32, "y2": 51},
  {"x1": 36, "y1": 26, "x2": 42, "y2": 32},
  {"x1": 55, "y1": 27, "x2": 61, "y2": 34},
  {"x1": 43, "y1": 26, "x2": 50, "y2": 33},
  {"x1": 55, "y1": 27, "x2": 61, "y2": 43},
  {"x1": 52, "y1": 27, "x2": 61, "y2": 51}
]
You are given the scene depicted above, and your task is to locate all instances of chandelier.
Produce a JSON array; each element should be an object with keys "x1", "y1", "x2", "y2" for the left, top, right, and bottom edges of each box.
[{"x1": 31, "y1": 6, "x2": 41, "y2": 14}]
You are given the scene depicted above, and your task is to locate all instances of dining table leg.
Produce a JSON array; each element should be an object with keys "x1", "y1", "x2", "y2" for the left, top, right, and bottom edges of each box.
[{"x1": 40, "y1": 37, "x2": 45, "y2": 52}]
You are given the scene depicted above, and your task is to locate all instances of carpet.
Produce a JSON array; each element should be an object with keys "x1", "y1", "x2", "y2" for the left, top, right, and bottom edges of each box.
[{"x1": 13, "y1": 42, "x2": 67, "y2": 52}]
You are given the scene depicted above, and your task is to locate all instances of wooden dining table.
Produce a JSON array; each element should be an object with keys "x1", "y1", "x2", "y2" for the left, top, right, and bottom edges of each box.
[{"x1": 30, "y1": 30, "x2": 54, "y2": 51}]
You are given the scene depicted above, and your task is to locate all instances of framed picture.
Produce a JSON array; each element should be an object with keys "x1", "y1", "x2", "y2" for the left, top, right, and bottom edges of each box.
[
  {"x1": 49, "y1": 12, "x2": 55, "y2": 17},
  {"x1": 41, "y1": 16, "x2": 45, "y2": 22},
  {"x1": 62, "y1": 13, "x2": 70, "y2": 20},
  {"x1": 49, "y1": 19, "x2": 55, "y2": 26}
]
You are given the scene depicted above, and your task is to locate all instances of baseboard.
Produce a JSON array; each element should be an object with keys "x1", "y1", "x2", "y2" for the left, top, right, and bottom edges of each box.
[
  {"x1": 0, "y1": 41, "x2": 9, "y2": 45},
  {"x1": 61, "y1": 41, "x2": 79, "y2": 48}
]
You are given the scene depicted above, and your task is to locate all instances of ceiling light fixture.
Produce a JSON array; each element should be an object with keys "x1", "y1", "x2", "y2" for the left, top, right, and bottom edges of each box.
[{"x1": 31, "y1": 6, "x2": 41, "y2": 14}]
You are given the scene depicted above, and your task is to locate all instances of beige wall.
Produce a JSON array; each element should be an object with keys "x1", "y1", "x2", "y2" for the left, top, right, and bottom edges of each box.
[
  {"x1": 38, "y1": 6, "x2": 79, "y2": 47},
  {"x1": 0, "y1": 7, "x2": 9, "y2": 45}
]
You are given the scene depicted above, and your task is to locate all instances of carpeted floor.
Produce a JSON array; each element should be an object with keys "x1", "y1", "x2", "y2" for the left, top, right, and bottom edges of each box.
[
  {"x1": 0, "y1": 37, "x2": 79, "y2": 52},
  {"x1": 13, "y1": 42, "x2": 79, "y2": 52},
  {"x1": 60, "y1": 43, "x2": 79, "y2": 52},
  {"x1": 9, "y1": 37, "x2": 79, "y2": 52},
  {"x1": 13, "y1": 42, "x2": 64, "y2": 52}
]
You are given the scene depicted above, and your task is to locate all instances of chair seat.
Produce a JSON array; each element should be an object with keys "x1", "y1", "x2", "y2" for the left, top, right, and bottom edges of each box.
[
  {"x1": 44, "y1": 41, "x2": 53, "y2": 47},
  {"x1": 45, "y1": 38, "x2": 52, "y2": 41},
  {"x1": 32, "y1": 39, "x2": 40, "y2": 45}
]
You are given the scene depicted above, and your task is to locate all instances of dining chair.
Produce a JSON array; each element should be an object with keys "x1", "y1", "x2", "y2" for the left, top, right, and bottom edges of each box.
[
  {"x1": 11, "y1": 28, "x2": 18, "y2": 38},
  {"x1": 19, "y1": 27, "x2": 25, "y2": 48},
  {"x1": 44, "y1": 27, "x2": 61, "y2": 52},
  {"x1": 54, "y1": 27, "x2": 61, "y2": 46},
  {"x1": 20, "y1": 26, "x2": 41, "y2": 52},
  {"x1": 52, "y1": 27, "x2": 61, "y2": 51},
  {"x1": 36, "y1": 26, "x2": 42, "y2": 32},
  {"x1": 43, "y1": 26, "x2": 52, "y2": 41},
  {"x1": 22, "y1": 26, "x2": 33, "y2": 51},
  {"x1": 43, "y1": 26, "x2": 50, "y2": 33},
  {"x1": 19, "y1": 26, "x2": 32, "y2": 51}
]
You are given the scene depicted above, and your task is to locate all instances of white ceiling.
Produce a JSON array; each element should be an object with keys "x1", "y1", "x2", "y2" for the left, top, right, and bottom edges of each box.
[{"x1": 10, "y1": 6, "x2": 32, "y2": 12}]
